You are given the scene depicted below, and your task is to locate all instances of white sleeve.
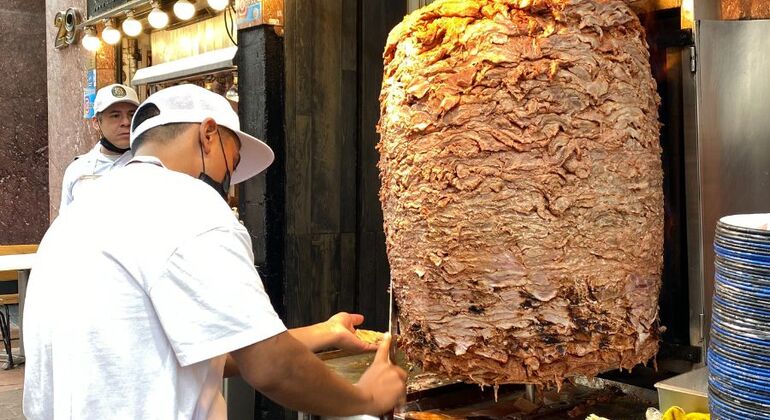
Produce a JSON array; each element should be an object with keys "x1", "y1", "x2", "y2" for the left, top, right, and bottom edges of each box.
[
  {"x1": 149, "y1": 226, "x2": 287, "y2": 366},
  {"x1": 59, "y1": 164, "x2": 76, "y2": 211}
]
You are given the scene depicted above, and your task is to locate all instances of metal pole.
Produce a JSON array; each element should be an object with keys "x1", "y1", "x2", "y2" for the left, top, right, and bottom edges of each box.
[
  {"x1": 525, "y1": 384, "x2": 536, "y2": 402},
  {"x1": 17, "y1": 268, "x2": 29, "y2": 359}
]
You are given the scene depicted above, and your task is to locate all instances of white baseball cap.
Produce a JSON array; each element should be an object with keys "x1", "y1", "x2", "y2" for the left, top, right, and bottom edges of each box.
[
  {"x1": 94, "y1": 84, "x2": 140, "y2": 113},
  {"x1": 130, "y1": 84, "x2": 274, "y2": 184}
]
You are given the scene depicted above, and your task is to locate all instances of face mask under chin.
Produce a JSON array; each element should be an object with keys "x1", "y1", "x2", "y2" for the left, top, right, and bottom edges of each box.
[
  {"x1": 198, "y1": 171, "x2": 230, "y2": 200},
  {"x1": 197, "y1": 129, "x2": 232, "y2": 200},
  {"x1": 100, "y1": 137, "x2": 130, "y2": 154}
]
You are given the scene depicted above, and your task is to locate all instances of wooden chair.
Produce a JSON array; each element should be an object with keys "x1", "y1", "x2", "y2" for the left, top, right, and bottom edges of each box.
[{"x1": 0, "y1": 244, "x2": 37, "y2": 369}]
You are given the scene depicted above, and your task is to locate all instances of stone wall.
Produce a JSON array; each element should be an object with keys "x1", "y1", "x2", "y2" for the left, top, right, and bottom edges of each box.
[
  {"x1": 0, "y1": 0, "x2": 49, "y2": 244},
  {"x1": 46, "y1": 1, "x2": 116, "y2": 219}
]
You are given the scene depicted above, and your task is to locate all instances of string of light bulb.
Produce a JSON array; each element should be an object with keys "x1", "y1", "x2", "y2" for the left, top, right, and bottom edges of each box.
[{"x1": 80, "y1": 0, "x2": 230, "y2": 52}]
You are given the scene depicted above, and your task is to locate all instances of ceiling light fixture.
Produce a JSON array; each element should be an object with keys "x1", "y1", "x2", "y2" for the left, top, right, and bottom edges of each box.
[
  {"x1": 148, "y1": 1, "x2": 170, "y2": 29},
  {"x1": 82, "y1": 26, "x2": 101, "y2": 51},
  {"x1": 101, "y1": 19, "x2": 122, "y2": 45},
  {"x1": 207, "y1": 0, "x2": 229, "y2": 11},
  {"x1": 121, "y1": 11, "x2": 143, "y2": 37},
  {"x1": 173, "y1": 0, "x2": 196, "y2": 20}
]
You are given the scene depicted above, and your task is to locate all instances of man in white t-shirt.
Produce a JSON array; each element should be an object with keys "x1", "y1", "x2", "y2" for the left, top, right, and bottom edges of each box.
[
  {"x1": 59, "y1": 84, "x2": 139, "y2": 211},
  {"x1": 23, "y1": 84, "x2": 406, "y2": 419}
]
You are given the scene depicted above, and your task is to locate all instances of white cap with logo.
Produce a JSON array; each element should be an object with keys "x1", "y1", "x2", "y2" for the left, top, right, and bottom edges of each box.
[
  {"x1": 130, "y1": 84, "x2": 275, "y2": 184},
  {"x1": 94, "y1": 84, "x2": 140, "y2": 113}
]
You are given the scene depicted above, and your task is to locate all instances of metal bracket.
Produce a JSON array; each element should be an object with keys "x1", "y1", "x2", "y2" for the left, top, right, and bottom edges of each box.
[
  {"x1": 689, "y1": 45, "x2": 697, "y2": 74},
  {"x1": 699, "y1": 312, "x2": 705, "y2": 341}
]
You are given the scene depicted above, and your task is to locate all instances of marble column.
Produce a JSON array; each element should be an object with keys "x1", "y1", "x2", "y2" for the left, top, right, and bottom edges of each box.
[
  {"x1": 0, "y1": 0, "x2": 49, "y2": 244},
  {"x1": 46, "y1": 1, "x2": 117, "y2": 219}
]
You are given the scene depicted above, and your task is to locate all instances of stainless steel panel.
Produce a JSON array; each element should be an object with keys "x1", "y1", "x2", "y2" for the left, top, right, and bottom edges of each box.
[
  {"x1": 681, "y1": 46, "x2": 704, "y2": 353},
  {"x1": 691, "y1": 0, "x2": 720, "y2": 21},
  {"x1": 695, "y1": 19, "x2": 770, "y2": 346}
]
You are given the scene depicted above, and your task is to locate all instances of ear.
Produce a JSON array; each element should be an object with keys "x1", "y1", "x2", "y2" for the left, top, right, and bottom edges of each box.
[
  {"x1": 90, "y1": 117, "x2": 100, "y2": 131},
  {"x1": 198, "y1": 118, "x2": 219, "y2": 154}
]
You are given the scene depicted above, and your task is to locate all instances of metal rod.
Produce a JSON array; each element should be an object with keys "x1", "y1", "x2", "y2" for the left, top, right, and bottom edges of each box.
[
  {"x1": 79, "y1": 0, "x2": 151, "y2": 29},
  {"x1": 525, "y1": 384, "x2": 536, "y2": 402}
]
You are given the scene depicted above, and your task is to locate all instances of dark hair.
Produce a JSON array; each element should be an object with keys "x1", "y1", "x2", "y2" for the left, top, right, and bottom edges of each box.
[{"x1": 130, "y1": 103, "x2": 194, "y2": 151}]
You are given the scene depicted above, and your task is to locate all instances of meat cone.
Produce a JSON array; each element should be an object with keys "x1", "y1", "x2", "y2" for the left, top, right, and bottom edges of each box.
[{"x1": 377, "y1": 0, "x2": 663, "y2": 386}]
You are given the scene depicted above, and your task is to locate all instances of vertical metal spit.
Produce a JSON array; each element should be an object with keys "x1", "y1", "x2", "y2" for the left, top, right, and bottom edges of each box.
[{"x1": 525, "y1": 384, "x2": 536, "y2": 403}]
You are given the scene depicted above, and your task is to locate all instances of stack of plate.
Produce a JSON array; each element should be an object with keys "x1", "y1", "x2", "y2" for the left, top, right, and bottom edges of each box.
[{"x1": 709, "y1": 214, "x2": 770, "y2": 419}]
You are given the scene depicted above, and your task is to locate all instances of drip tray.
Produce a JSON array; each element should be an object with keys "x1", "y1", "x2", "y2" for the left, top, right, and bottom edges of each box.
[
  {"x1": 312, "y1": 351, "x2": 658, "y2": 419},
  {"x1": 653, "y1": 367, "x2": 708, "y2": 414}
]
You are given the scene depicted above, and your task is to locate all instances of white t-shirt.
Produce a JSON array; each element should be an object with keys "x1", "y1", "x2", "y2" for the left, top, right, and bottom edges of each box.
[
  {"x1": 59, "y1": 143, "x2": 133, "y2": 211},
  {"x1": 24, "y1": 156, "x2": 287, "y2": 420}
]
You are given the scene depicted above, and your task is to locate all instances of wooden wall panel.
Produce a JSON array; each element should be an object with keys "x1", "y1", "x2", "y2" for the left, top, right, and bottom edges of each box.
[
  {"x1": 282, "y1": 0, "x2": 405, "y2": 332},
  {"x1": 358, "y1": 1, "x2": 406, "y2": 330}
]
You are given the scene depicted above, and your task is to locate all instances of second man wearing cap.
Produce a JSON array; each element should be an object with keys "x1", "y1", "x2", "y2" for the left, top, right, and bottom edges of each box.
[{"x1": 59, "y1": 83, "x2": 139, "y2": 211}]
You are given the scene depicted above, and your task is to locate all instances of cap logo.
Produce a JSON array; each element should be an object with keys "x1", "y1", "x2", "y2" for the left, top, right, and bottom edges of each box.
[{"x1": 111, "y1": 86, "x2": 127, "y2": 98}]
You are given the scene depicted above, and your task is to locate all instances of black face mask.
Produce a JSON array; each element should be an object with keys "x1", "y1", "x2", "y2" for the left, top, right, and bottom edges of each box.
[
  {"x1": 198, "y1": 129, "x2": 231, "y2": 200},
  {"x1": 99, "y1": 137, "x2": 131, "y2": 154}
]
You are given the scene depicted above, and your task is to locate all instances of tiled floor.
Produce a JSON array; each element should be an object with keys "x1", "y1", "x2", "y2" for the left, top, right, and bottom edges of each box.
[
  {"x1": 0, "y1": 388, "x2": 23, "y2": 420},
  {"x1": 0, "y1": 349, "x2": 23, "y2": 420},
  {"x1": 1, "y1": 305, "x2": 24, "y2": 420},
  {"x1": 0, "y1": 365, "x2": 23, "y2": 420}
]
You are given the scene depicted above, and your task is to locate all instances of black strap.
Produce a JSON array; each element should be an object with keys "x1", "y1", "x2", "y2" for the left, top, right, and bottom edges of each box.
[{"x1": 99, "y1": 137, "x2": 130, "y2": 154}]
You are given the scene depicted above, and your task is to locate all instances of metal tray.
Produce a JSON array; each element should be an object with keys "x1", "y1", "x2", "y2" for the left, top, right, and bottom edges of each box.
[{"x1": 654, "y1": 367, "x2": 708, "y2": 414}]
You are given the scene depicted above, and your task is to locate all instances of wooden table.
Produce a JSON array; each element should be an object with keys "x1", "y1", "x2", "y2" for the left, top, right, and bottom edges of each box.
[{"x1": 0, "y1": 253, "x2": 36, "y2": 369}]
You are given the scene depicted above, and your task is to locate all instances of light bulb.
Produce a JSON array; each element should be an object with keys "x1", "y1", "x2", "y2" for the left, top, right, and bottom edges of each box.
[
  {"x1": 226, "y1": 75, "x2": 239, "y2": 102},
  {"x1": 122, "y1": 14, "x2": 143, "y2": 37},
  {"x1": 207, "y1": 0, "x2": 229, "y2": 11},
  {"x1": 148, "y1": 6, "x2": 169, "y2": 29},
  {"x1": 173, "y1": 0, "x2": 196, "y2": 20},
  {"x1": 101, "y1": 21, "x2": 121, "y2": 45},
  {"x1": 82, "y1": 27, "x2": 101, "y2": 51}
]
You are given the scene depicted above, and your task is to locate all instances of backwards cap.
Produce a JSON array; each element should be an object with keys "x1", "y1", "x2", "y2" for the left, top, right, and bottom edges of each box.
[{"x1": 130, "y1": 84, "x2": 274, "y2": 184}]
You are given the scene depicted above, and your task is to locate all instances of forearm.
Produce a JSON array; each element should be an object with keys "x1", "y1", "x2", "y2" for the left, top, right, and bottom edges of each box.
[
  {"x1": 233, "y1": 332, "x2": 375, "y2": 416},
  {"x1": 288, "y1": 322, "x2": 333, "y2": 353},
  {"x1": 259, "y1": 342, "x2": 372, "y2": 415}
]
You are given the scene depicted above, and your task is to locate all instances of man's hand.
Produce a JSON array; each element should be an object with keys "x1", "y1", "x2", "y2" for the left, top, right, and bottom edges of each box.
[
  {"x1": 231, "y1": 331, "x2": 406, "y2": 416},
  {"x1": 324, "y1": 312, "x2": 378, "y2": 353},
  {"x1": 356, "y1": 333, "x2": 407, "y2": 415},
  {"x1": 289, "y1": 312, "x2": 380, "y2": 353}
]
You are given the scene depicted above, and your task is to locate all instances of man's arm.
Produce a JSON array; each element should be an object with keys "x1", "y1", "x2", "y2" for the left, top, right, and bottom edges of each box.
[
  {"x1": 231, "y1": 331, "x2": 405, "y2": 417},
  {"x1": 289, "y1": 312, "x2": 378, "y2": 353},
  {"x1": 224, "y1": 312, "x2": 377, "y2": 378}
]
